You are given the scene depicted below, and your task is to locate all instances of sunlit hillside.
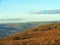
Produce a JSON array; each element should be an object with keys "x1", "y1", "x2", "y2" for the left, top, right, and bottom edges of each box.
[
  {"x1": 0, "y1": 21, "x2": 56, "y2": 38},
  {"x1": 0, "y1": 22, "x2": 60, "y2": 45}
]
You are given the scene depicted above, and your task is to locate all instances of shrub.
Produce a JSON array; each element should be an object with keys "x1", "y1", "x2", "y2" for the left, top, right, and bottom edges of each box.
[
  {"x1": 41, "y1": 27, "x2": 51, "y2": 31},
  {"x1": 0, "y1": 44, "x2": 4, "y2": 45},
  {"x1": 22, "y1": 42, "x2": 27, "y2": 45},
  {"x1": 54, "y1": 39, "x2": 60, "y2": 45},
  {"x1": 13, "y1": 36, "x2": 20, "y2": 40},
  {"x1": 21, "y1": 32, "x2": 32, "y2": 39}
]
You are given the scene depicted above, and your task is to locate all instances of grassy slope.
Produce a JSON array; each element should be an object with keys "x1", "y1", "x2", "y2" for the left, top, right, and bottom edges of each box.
[
  {"x1": 0, "y1": 22, "x2": 60, "y2": 45},
  {"x1": 0, "y1": 21, "x2": 56, "y2": 38}
]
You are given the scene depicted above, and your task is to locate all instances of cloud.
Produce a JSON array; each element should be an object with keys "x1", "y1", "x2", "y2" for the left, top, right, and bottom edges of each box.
[
  {"x1": 32, "y1": 10, "x2": 60, "y2": 14},
  {"x1": 0, "y1": 18, "x2": 23, "y2": 21}
]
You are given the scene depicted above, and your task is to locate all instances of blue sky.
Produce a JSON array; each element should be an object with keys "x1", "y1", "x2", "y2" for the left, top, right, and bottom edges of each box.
[
  {"x1": 0, "y1": 0, "x2": 60, "y2": 15},
  {"x1": 0, "y1": 0, "x2": 60, "y2": 23}
]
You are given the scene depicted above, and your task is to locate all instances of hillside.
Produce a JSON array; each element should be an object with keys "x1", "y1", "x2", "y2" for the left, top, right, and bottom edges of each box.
[
  {"x1": 0, "y1": 22, "x2": 60, "y2": 45},
  {"x1": 0, "y1": 21, "x2": 56, "y2": 38}
]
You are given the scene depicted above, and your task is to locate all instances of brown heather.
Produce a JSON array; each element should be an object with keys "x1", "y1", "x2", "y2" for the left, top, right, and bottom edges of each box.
[{"x1": 0, "y1": 22, "x2": 60, "y2": 45}]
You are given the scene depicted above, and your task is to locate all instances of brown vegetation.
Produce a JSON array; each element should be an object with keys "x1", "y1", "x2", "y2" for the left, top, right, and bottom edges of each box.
[{"x1": 0, "y1": 22, "x2": 60, "y2": 45}]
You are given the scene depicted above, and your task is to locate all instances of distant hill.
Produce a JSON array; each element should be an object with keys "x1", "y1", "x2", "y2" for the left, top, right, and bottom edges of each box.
[
  {"x1": 0, "y1": 22, "x2": 60, "y2": 45},
  {"x1": 0, "y1": 21, "x2": 57, "y2": 38}
]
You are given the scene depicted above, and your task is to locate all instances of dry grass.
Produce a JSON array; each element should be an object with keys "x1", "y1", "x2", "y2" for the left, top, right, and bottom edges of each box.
[{"x1": 1, "y1": 22, "x2": 60, "y2": 45}]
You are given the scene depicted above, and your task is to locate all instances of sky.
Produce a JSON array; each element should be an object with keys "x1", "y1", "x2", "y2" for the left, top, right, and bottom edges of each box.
[
  {"x1": 0, "y1": 0, "x2": 60, "y2": 15},
  {"x1": 0, "y1": 0, "x2": 60, "y2": 23}
]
